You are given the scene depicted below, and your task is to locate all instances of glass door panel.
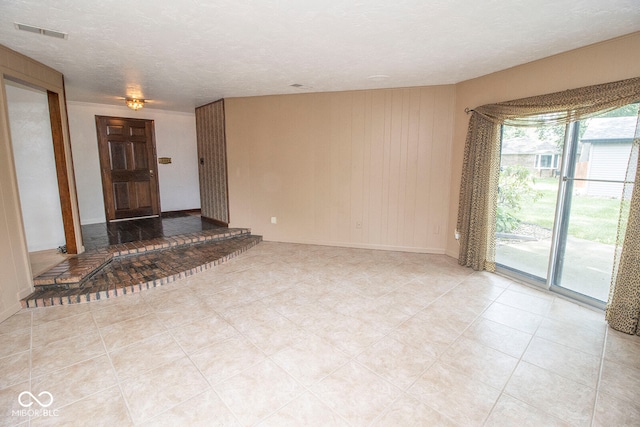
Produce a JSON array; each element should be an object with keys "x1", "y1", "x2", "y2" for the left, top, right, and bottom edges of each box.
[
  {"x1": 554, "y1": 183, "x2": 621, "y2": 301},
  {"x1": 495, "y1": 124, "x2": 564, "y2": 281},
  {"x1": 496, "y1": 103, "x2": 638, "y2": 307},
  {"x1": 553, "y1": 104, "x2": 639, "y2": 302}
]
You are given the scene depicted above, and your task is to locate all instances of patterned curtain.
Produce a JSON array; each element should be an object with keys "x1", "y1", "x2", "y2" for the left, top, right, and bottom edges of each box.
[
  {"x1": 606, "y1": 112, "x2": 640, "y2": 334},
  {"x1": 468, "y1": 78, "x2": 640, "y2": 126},
  {"x1": 457, "y1": 113, "x2": 501, "y2": 271},
  {"x1": 457, "y1": 78, "x2": 640, "y2": 328},
  {"x1": 457, "y1": 76, "x2": 640, "y2": 271}
]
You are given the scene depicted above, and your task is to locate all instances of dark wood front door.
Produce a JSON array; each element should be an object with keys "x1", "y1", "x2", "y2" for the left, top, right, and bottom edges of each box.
[{"x1": 95, "y1": 116, "x2": 160, "y2": 221}]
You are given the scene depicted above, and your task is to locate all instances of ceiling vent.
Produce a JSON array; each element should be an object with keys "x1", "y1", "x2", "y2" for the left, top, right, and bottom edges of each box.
[
  {"x1": 15, "y1": 23, "x2": 68, "y2": 39},
  {"x1": 367, "y1": 75, "x2": 390, "y2": 82}
]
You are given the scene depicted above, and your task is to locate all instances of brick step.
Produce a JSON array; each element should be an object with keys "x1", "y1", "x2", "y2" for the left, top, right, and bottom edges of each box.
[
  {"x1": 33, "y1": 228, "x2": 252, "y2": 288},
  {"x1": 23, "y1": 233, "x2": 262, "y2": 308}
]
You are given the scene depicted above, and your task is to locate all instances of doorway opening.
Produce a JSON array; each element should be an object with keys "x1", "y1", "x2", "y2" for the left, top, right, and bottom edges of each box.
[
  {"x1": 4, "y1": 79, "x2": 71, "y2": 275},
  {"x1": 495, "y1": 103, "x2": 639, "y2": 308}
]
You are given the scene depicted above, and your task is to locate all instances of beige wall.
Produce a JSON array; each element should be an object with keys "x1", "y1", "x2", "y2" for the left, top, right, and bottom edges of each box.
[
  {"x1": 0, "y1": 45, "x2": 80, "y2": 322},
  {"x1": 226, "y1": 86, "x2": 455, "y2": 252},
  {"x1": 446, "y1": 32, "x2": 640, "y2": 257},
  {"x1": 226, "y1": 32, "x2": 640, "y2": 257}
]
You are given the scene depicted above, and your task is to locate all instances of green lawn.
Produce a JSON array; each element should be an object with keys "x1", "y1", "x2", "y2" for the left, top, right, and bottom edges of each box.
[{"x1": 516, "y1": 178, "x2": 622, "y2": 245}]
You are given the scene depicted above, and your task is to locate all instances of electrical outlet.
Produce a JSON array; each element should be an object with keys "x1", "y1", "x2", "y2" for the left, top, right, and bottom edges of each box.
[
  {"x1": 433, "y1": 225, "x2": 441, "y2": 235},
  {"x1": 271, "y1": 216, "x2": 277, "y2": 224}
]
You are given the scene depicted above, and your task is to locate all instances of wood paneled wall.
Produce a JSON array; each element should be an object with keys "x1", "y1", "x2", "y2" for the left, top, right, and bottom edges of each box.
[
  {"x1": 225, "y1": 86, "x2": 455, "y2": 253},
  {"x1": 195, "y1": 99, "x2": 229, "y2": 224}
]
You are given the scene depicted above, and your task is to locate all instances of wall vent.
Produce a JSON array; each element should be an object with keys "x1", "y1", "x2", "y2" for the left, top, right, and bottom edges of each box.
[{"x1": 15, "y1": 23, "x2": 68, "y2": 39}]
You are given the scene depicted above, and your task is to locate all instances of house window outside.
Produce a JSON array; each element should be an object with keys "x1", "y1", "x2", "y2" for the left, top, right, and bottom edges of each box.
[{"x1": 535, "y1": 154, "x2": 558, "y2": 169}]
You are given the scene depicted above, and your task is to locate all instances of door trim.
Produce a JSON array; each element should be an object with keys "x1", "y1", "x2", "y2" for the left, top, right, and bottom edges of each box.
[{"x1": 47, "y1": 90, "x2": 79, "y2": 253}]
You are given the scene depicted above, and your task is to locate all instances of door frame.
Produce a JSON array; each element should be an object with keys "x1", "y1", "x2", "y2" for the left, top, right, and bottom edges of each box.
[
  {"x1": 47, "y1": 90, "x2": 80, "y2": 253},
  {"x1": 3, "y1": 77, "x2": 81, "y2": 254},
  {"x1": 0, "y1": 45, "x2": 83, "y2": 320},
  {"x1": 95, "y1": 115, "x2": 161, "y2": 221}
]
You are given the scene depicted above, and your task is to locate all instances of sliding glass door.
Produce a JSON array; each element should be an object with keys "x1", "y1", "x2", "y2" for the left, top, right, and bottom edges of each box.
[
  {"x1": 495, "y1": 123, "x2": 562, "y2": 281},
  {"x1": 496, "y1": 103, "x2": 638, "y2": 307}
]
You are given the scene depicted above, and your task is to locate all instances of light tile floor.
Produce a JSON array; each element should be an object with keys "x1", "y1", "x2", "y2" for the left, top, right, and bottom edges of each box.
[{"x1": 1, "y1": 242, "x2": 640, "y2": 426}]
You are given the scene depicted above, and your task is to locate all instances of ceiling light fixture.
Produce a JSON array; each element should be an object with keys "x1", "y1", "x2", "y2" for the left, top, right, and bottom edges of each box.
[{"x1": 125, "y1": 98, "x2": 145, "y2": 110}]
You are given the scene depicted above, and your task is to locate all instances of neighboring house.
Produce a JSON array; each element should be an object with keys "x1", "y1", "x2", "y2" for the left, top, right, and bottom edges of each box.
[
  {"x1": 580, "y1": 116, "x2": 636, "y2": 198},
  {"x1": 501, "y1": 136, "x2": 561, "y2": 178}
]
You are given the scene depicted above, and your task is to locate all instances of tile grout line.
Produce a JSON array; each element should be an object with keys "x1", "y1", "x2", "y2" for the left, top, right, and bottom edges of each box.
[
  {"x1": 401, "y1": 279, "x2": 514, "y2": 425},
  {"x1": 339, "y1": 274, "x2": 564, "y2": 425},
  {"x1": 132, "y1": 347, "x2": 227, "y2": 424},
  {"x1": 208, "y1": 288, "x2": 356, "y2": 425},
  {"x1": 27, "y1": 309, "x2": 33, "y2": 426},
  {"x1": 348, "y1": 271, "x2": 497, "y2": 423},
  {"x1": 265, "y1": 337, "x2": 353, "y2": 426},
  {"x1": 484, "y1": 292, "x2": 592, "y2": 426},
  {"x1": 90, "y1": 310, "x2": 136, "y2": 425},
  {"x1": 479, "y1": 292, "x2": 544, "y2": 426},
  {"x1": 270, "y1": 271, "x2": 498, "y2": 425},
  {"x1": 251, "y1": 358, "x2": 347, "y2": 426},
  {"x1": 23, "y1": 309, "x2": 141, "y2": 423},
  {"x1": 170, "y1": 310, "x2": 263, "y2": 426},
  {"x1": 591, "y1": 325, "x2": 610, "y2": 426}
]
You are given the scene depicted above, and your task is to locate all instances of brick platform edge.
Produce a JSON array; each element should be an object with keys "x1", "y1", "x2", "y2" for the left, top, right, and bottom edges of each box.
[
  {"x1": 33, "y1": 228, "x2": 253, "y2": 287},
  {"x1": 21, "y1": 235, "x2": 262, "y2": 308}
]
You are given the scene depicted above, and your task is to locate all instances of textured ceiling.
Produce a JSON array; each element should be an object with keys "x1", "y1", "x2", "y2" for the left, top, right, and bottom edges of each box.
[{"x1": 1, "y1": 0, "x2": 639, "y2": 112}]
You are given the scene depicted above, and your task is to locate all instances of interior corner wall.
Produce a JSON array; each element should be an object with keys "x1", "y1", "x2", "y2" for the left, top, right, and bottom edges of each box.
[
  {"x1": 66, "y1": 102, "x2": 201, "y2": 225},
  {"x1": 446, "y1": 31, "x2": 640, "y2": 259},
  {"x1": 225, "y1": 86, "x2": 456, "y2": 253}
]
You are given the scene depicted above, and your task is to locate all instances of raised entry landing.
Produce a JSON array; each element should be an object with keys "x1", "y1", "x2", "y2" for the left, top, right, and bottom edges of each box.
[{"x1": 22, "y1": 214, "x2": 261, "y2": 308}]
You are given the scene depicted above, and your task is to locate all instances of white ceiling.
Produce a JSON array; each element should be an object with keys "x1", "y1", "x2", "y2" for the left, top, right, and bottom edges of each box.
[{"x1": 1, "y1": 0, "x2": 639, "y2": 112}]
